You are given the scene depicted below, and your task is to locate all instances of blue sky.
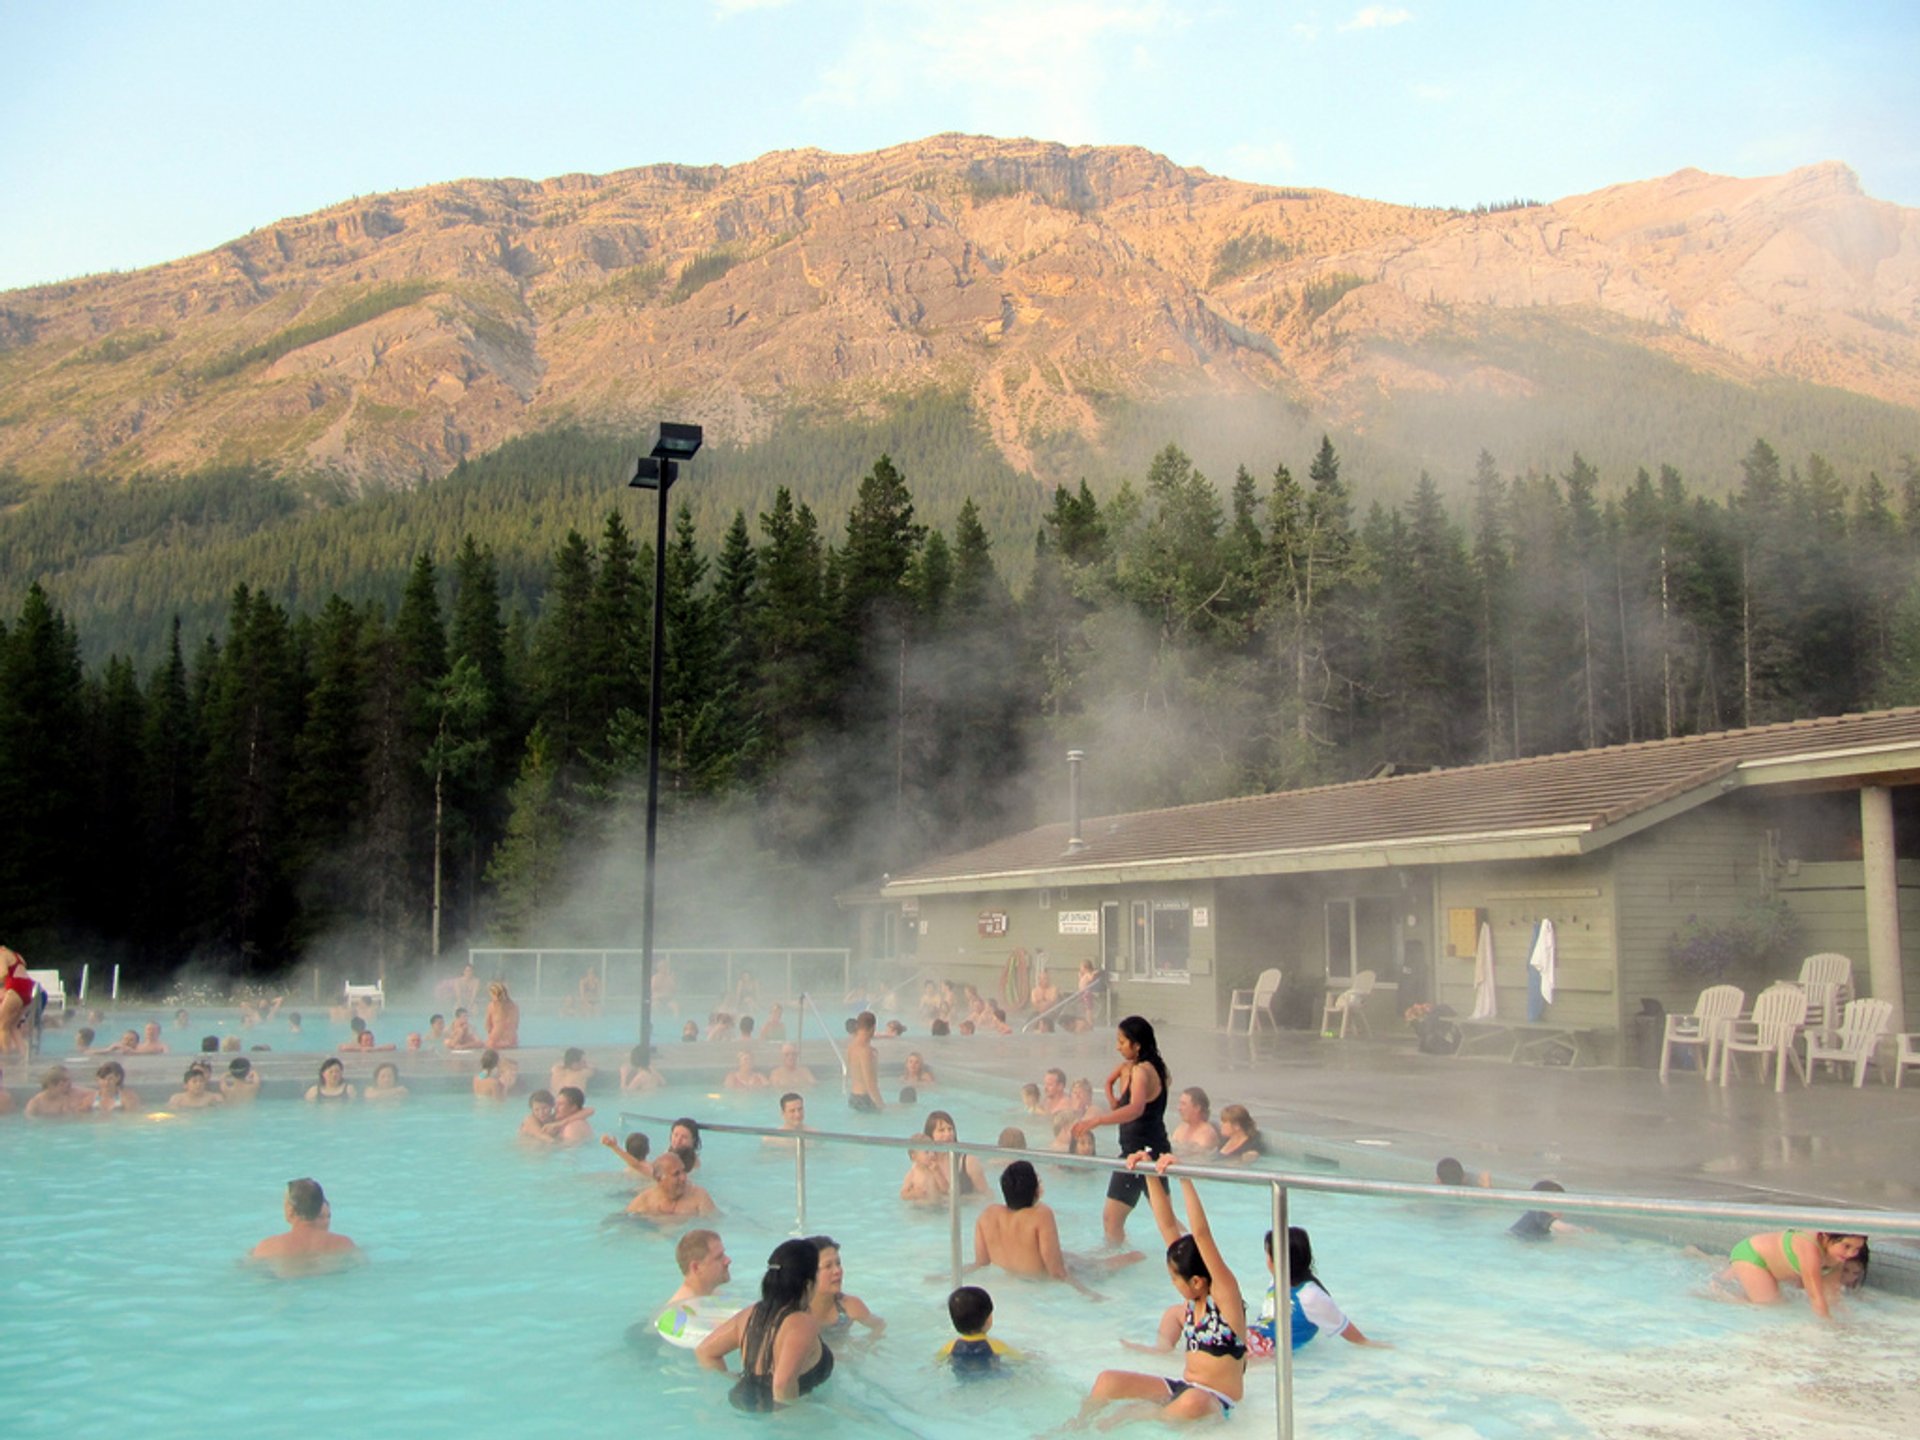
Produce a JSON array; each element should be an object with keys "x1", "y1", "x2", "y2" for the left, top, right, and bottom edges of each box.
[{"x1": 2, "y1": 1, "x2": 1913, "y2": 292}]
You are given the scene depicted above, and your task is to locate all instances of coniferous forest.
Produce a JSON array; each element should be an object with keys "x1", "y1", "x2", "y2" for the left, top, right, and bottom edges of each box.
[{"x1": 4, "y1": 430, "x2": 1920, "y2": 989}]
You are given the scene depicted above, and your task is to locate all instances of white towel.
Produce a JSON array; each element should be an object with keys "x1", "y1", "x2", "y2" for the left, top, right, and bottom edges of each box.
[
  {"x1": 1471, "y1": 921, "x2": 1497, "y2": 1020},
  {"x1": 1528, "y1": 918, "x2": 1557, "y2": 1005}
]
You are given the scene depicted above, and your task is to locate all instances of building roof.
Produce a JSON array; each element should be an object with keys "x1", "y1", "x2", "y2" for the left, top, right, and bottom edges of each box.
[{"x1": 883, "y1": 707, "x2": 1920, "y2": 895}]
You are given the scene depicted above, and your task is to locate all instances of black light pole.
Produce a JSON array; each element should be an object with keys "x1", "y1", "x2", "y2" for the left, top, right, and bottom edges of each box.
[{"x1": 629, "y1": 421, "x2": 702, "y2": 1066}]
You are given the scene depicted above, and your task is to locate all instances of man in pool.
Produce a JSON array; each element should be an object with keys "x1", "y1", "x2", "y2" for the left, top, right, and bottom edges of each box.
[
  {"x1": 547, "y1": 1086, "x2": 596, "y2": 1147},
  {"x1": 767, "y1": 1091, "x2": 812, "y2": 1142},
  {"x1": 249, "y1": 1178, "x2": 361, "y2": 1271},
  {"x1": 627, "y1": 1149, "x2": 717, "y2": 1221},
  {"x1": 965, "y1": 1159, "x2": 1111, "y2": 1296},
  {"x1": 767, "y1": 1043, "x2": 817, "y2": 1090},
  {"x1": 655, "y1": 1228, "x2": 734, "y2": 1348},
  {"x1": 847, "y1": 1011, "x2": 883, "y2": 1112}
]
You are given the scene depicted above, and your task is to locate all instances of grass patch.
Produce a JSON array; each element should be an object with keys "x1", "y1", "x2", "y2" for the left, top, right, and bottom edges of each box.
[
  {"x1": 671, "y1": 249, "x2": 740, "y2": 303},
  {"x1": 1301, "y1": 272, "x2": 1368, "y2": 321},
  {"x1": 66, "y1": 328, "x2": 171, "y2": 366},
  {"x1": 200, "y1": 281, "x2": 437, "y2": 379},
  {"x1": 1209, "y1": 232, "x2": 1295, "y2": 287}
]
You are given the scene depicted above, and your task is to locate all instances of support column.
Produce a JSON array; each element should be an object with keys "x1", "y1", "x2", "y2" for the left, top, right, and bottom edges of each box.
[{"x1": 1860, "y1": 786, "x2": 1906, "y2": 1033}]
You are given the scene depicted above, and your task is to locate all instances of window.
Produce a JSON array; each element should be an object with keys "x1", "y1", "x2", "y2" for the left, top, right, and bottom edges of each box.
[
  {"x1": 1325, "y1": 896, "x2": 1397, "y2": 985},
  {"x1": 1150, "y1": 902, "x2": 1192, "y2": 977}
]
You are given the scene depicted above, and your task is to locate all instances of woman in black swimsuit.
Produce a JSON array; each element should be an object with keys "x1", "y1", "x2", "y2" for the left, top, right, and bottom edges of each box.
[
  {"x1": 697, "y1": 1238, "x2": 833, "y2": 1409},
  {"x1": 1070, "y1": 1015, "x2": 1171, "y2": 1245},
  {"x1": 925, "y1": 1110, "x2": 990, "y2": 1197}
]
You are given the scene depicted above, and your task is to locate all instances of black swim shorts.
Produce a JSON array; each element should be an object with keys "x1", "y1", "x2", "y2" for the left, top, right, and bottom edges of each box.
[{"x1": 1106, "y1": 1168, "x2": 1147, "y2": 1208}]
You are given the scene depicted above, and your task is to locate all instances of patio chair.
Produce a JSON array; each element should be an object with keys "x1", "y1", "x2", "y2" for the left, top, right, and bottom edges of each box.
[
  {"x1": 1659, "y1": 984, "x2": 1743, "y2": 1083},
  {"x1": 1896, "y1": 1033, "x2": 1920, "y2": 1089},
  {"x1": 1321, "y1": 969, "x2": 1376, "y2": 1040},
  {"x1": 1796, "y1": 953, "x2": 1854, "y2": 1035},
  {"x1": 1226, "y1": 968, "x2": 1283, "y2": 1036},
  {"x1": 1803, "y1": 998, "x2": 1894, "y2": 1088},
  {"x1": 1718, "y1": 984, "x2": 1809, "y2": 1092},
  {"x1": 343, "y1": 980, "x2": 385, "y2": 1011},
  {"x1": 24, "y1": 968, "x2": 66, "y2": 1017}
]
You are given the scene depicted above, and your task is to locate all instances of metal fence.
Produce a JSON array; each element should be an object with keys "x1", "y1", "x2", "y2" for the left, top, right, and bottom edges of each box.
[
  {"x1": 617, "y1": 1109, "x2": 1920, "y2": 1440},
  {"x1": 466, "y1": 946, "x2": 850, "y2": 1007}
]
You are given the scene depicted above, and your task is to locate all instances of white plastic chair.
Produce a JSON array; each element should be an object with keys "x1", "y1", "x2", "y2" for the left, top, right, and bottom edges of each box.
[
  {"x1": 1896, "y1": 1034, "x2": 1920, "y2": 1089},
  {"x1": 1803, "y1": 998, "x2": 1893, "y2": 1088},
  {"x1": 1718, "y1": 984, "x2": 1809, "y2": 1092},
  {"x1": 1321, "y1": 970, "x2": 1376, "y2": 1040},
  {"x1": 1659, "y1": 984, "x2": 1744, "y2": 1083},
  {"x1": 343, "y1": 981, "x2": 386, "y2": 1011},
  {"x1": 24, "y1": 968, "x2": 66, "y2": 1016},
  {"x1": 1796, "y1": 953, "x2": 1854, "y2": 1036},
  {"x1": 1226, "y1": 968, "x2": 1283, "y2": 1035}
]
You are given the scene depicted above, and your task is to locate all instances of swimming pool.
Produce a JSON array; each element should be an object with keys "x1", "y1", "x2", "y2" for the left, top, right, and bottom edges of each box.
[{"x1": 5, "y1": 1082, "x2": 1915, "y2": 1438}]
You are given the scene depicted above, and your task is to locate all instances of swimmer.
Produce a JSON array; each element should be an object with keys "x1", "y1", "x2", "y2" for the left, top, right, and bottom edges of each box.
[
  {"x1": 627, "y1": 1148, "x2": 717, "y2": 1220},
  {"x1": 767, "y1": 1043, "x2": 816, "y2": 1090},
  {"x1": 669, "y1": 1117, "x2": 703, "y2": 1170},
  {"x1": 444, "y1": 1008, "x2": 483, "y2": 1050},
  {"x1": 576, "y1": 967, "x2": 603, "y2": 1017},
  {"x1": 767, "y1": 1091, "x2": 812, "y2": 1143},
  {"x1": 997, "y1": 1126, "x2": 1029, "y2": 1152},
  {"x1": 1216, "y1": 1104, "x2": 1262, "y2": 1163},
  {"x1": 1076, "y1": 1155, "x2": 1247, "y2": 1424},
  {"x1": 23, "y1": 1064, "x2": 83, "y2": 1118},
  {"x1": 761, "y1": 1001, "x2": 787, "y2": 1041},
  {"x1": 1723, "y1": 1230, "x2": 1868, "y2": 1321},
  {"x1": 73, "y1": 1026, "x2": 96, "y2": 1053},
  {"x1": 473, "y1": 1049, "x2": 508, "y2": 1099},
  {"x1": 546, "y1": 1086, "x2": 595, "y2": 1146},
  {"x1": 137, "y1": 1021, "x2": 169, "y2": 1054},
  {"x1": 927, "y1": 1110, "x2": 990, "y2": 1196},
  {"x1": 807, "y1": 1234, "x2": 885, "y2": 1338},
  {"x1": 90, "y1": 1060, "x2": 143, "y2": 1114},
  {"x1": 681, "y1": 1020, "x2": 700, "y2": 1043},
  {"x1": 306, "y1": 1058, "x2": 355, "y2": 1103},
  {"x1": 453, "y1": 962, "x2": 480, "y2": 1010},
  {"x1": 939, "y1": 1284, "x2": 1020, "y2": 1373},
  {"x1": 222, "y1": 1057, "x2": 260, "y2": 1104},
  {"x1": 248, "y1": 1178, "x2": 361, "y2": 1273},
  {"x1": 285, "y1": 1011, "x2": 303, "y2": 1036},
  {"x1": 427, "y1": 1014, "x2": 447, "y2": 1046},
  {"x1": 550, "y1": 1047, "x2": 594, "y2": 1092},
  {"x1": 696, "y1": 1238, "x2": 831, "y2": 1410},
  {"x1": 1436, "y1": 1157, "x2": 1492, "y2": 1188},
  {"x1": 518, "y1": 1090, "x2": 558, "y2": 1140},
  {"x1": 1068, "y1": 1077, "x2": 1094, "y2": 1118},
  {"x1": 1249, "y1": 1227, "x2": 1387, "y2": 1356},
  {"x1": 739, "y1": 1016, "x2": 757, "y2": 1041},
  {"x1": 723, "y1": 1049, "x2": 768, "y2": 1090},
  {"x1": 1021, "y1": 1083, "x2": 1044, "y2": 1114},
  {"x1": 603, "y1": 1130, "x2": 654, "y2": 1181},
  {"x1": 619, "y1": 1043, "x2": 664, "y2": 1092},
  {"x1": 900, "y1": 1135, "x2": 948, "y2": 1205},
  {"x1": 364, "y1": 1062, "x2": 408, "y2": 1101},
  {"x1": 168, "y1": 1064, "x2": 225, "y2": 1109},
  {"x1": 2, "y1": 949, "x2": 40, "y2": 1055},
  {"x1": 967, "y1": 1159, "x2": 1093, "y2": 1294},
  {"x1": 1508, "y1": 1180, "x2": 1578, "y2": 1240},
  {"x1": 846, "y1": 1011, "x2": 883, "y2": 1112},
  {"x1": 655, "y1": 1228, "x2": 733, "y2": 1348},
  {"x1": 174, "y1": 1007, "x2": 190, "y2": 1031},
  {"x1": 902, "y1": 1051, "x2": 935, "y2": 1087},
  {"x1": 484, "y1": 982, "x2": 519, "y2": 1049},
  {"x1": 1071, "y1": 1017, "x2": 1171, "y2": 1246},
  {"x1": 705, "y1": 1011, "x2": 735, "y2": 1042},
  {"x1": 1040, "y1": 1067, "x2": 1073, "y2": 1115},
  {"x1": 104, "y1": 1028, "x2": 142, "y2": 1054},
  {"x1": 1171, "y1": 1088, "x2": 1222, "y2": 1159},
  {"x1": 1030, "y1": 968, "x2": 1060, "y2": 1014}
]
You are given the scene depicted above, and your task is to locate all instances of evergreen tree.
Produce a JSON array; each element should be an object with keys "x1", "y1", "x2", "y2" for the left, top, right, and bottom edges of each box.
[
  {"x1": 137, "y1": 619, "x2": 200, "y2": 967},
  {"x1": 486, "y1": 725, "x2": 566, "y2": 941}
]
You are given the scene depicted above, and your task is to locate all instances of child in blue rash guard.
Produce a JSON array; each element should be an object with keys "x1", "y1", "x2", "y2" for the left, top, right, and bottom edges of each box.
[
  {"x1": 937, "y1": 1286, "x2": 1020, "y2": 1376},
  {"x1": 1248, "y1": 1227, "x2": 1387, "y2": 1355}
]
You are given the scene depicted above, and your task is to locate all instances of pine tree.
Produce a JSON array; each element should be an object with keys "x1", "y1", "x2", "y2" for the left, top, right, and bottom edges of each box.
[{"x1": 486, "y1": 725, "x2": 566, "y2": 941}]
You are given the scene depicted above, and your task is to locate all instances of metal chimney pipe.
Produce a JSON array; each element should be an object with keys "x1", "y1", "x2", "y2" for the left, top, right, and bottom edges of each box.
[{"x1": 1066, "y1": 749, "x2": 1087, "y2": 854}]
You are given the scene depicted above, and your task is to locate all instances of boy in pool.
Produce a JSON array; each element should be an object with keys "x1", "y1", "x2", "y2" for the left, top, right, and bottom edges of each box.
[{"x1": 937, "y1": 1285, "x2": 1019, "y2": 1376}]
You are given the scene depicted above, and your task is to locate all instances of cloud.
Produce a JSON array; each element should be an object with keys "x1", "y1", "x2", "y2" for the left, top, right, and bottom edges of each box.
[
  {"x1": 1225, "y1": 139, "x2": 1299, "y2": 181},
  {"x1": 1340, "y1": 6, "x2": 1412, "y2": 30},
  {"x1": 805, "y1": 2, "x2": 1185, "y2": 143}
]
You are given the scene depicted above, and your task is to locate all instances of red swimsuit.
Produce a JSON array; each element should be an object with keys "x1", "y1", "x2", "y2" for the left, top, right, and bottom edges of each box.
[{"x1": 4, "y1": 971, "x2": 35, "y2": 1004}]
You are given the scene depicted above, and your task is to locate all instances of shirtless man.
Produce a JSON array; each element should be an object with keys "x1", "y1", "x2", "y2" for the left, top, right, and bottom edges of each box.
[
  {"x1": 248, "y1": 1178, "x2": 361, "y2": 1272},
  {"x1": 1040, "y1": 1068, "x2": 1075, "y2": 1116},
  {"x1": 445, "y1": 1008, "x2": 483, "y2": 1050},
  {"x1": 452, "y1": 963, "x2": 480, "y2": 1011},
  {"x1": 767, "y1": 1043, "x2": 816, "y2": 1090},
  {"x1": 168, "y1": 1064, "x2": 225, "y2": 1109},
  {"x1": 967, "y1": 1160, "x2": 1097, "y2": 1295},
  {"x1": 722, "y1": 1050, "x2": 767, "y2": 1090},
  {"x1": 1030, "y1": 969, "x2": 1060, "y2": 1014},
  {"x1": 549, "y1": 1047, "x2": 595, "y2": 1092},
  {"x1": 765, "y1": 1091, "x2": 811, "y2": 1144},
  {"x1": 222, "y1": 1057, "x2": 261, "y2": 1104},
  {"x1": 627, "y1": 1149, "x2": 717, "y2": 1221},
  {"x1": 655, "y1": 1228, "x2": 734, "y2": 1348},
  {"x1": 23, "y1": 1065, "x2": 83, "y2": 1118},
  {"x1": 546, "y1": 1086, "x2": 595, "y2": 1147},
  {"x1": 1170, "y1": 1087, "x2": 1222, "y2": 1158},
  {"x1": 847, "y1": 1011, "x2": 883, "y2": 1112},
  {"x1": 137, "y1": 1022, "x2": 169, "y2": 1054}
]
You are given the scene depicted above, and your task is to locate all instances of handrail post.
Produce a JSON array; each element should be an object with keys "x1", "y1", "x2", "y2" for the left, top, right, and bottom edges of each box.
[
  {"x1": 795, "y1": 1134, "x2": 808, "y2": 1235},
  {"x1": 1272, "y1": 1182, "x2": 1292, "y2": 1440},
  {"x1": 948, "y1": 1150, "x2": 963, "y2": 1290}
]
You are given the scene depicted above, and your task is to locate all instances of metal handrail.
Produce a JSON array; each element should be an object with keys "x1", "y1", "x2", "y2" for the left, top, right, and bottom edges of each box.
[
  {"x1": 619, "y1": 1110, "x2": 1920, "y2": 1440},
  {"x1": 794, "y1": 991, "x2": 848, "y2": 1083}
]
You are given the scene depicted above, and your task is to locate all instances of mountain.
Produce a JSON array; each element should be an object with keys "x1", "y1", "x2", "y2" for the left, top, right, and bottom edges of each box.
[{"x1": 3, "y1": 136, "x2": 1918, "y2": 493}]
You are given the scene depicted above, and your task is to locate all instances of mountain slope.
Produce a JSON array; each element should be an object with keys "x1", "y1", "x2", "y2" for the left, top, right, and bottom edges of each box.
[{"x1": 1, "y1": 136, "x2": 1917, "y2": 488}]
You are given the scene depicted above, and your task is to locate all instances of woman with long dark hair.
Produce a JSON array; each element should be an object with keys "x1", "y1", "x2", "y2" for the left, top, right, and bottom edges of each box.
[
  {"x1": 698, "y1": 1238, "x2": 832, "y2": 1409},
  {"x1": 1070, "y1": 1015, "x2": 1171, "y2": 1244}
]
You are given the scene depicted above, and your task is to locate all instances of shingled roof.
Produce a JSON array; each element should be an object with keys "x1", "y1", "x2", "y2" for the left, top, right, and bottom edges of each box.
[{"x1": 883, "y1": 707, "x2": 1920, "y2": 895}]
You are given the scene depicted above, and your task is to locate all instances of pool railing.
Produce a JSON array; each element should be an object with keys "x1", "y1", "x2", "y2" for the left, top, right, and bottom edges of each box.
[
  {"x1": 619, "y1": 1108, "x2": 1920, "y2": 1440},
  {"x1": 793, "y1": 991, "x2": 849, "y2": 1085},
  {"x1": 466, "y1": 946, "x2": 851, "y2": 1005}
]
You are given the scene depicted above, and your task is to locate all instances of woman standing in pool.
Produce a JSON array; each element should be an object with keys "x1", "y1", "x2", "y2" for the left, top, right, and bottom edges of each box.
[
  {"x1": 697, "y1": 1238, "x2": 833, "y2": 1409},
  {"x1": 484, "y1": 982, "x2": 519, "y2": 1049},
  {"x1": 1079, "y1": 1153, "x2": 1247, "y2": 1423},
  {"x1": 1, "y1": 947, "x2": 37, "y2": 1056},
  {"x1": 306, "y1": 1058, "x2": 355, "y2": 1102},
  {"x1": 1070, "y1": 1016, "x2": 1171, "y2": 1245},
  {"x1": 805, "y1": 1235, "x2": 886, "y2": 1338},
  {"x1": 925, "y1": 1109, "x2": 990, "y2": 1196},
  {"x1": 1724, "y1": 1229, "x2": 1868, "y2": 1321}
]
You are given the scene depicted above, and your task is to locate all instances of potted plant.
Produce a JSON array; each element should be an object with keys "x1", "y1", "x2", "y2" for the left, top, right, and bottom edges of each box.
[{"x1": 1666, "y1": 897, "x2": 1802, "y2": 988}]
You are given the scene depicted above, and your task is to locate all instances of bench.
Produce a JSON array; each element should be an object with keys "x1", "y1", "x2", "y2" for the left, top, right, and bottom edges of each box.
[{"x1": 1452, "y1": 1019, "x2": 1610, "y2": 1067}]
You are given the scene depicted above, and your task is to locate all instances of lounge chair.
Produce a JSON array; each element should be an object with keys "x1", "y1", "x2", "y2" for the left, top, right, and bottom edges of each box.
[
  {"x1": 1659, "y1": 984, "x2": 1743, "y2": 1083},
  {"x1": 1803, "y1": 998, "x2": 1893, "y2": 1088},
  {"x1": 1226, "y1": 968, "x2": 1283, "y2": 1035},
  {"x1": 1718, "y1": 984, "x2": 1808, "y2": 1092}
]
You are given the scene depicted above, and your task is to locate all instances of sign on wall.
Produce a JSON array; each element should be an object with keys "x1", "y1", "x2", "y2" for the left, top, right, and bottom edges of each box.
[
  {"x1": 1058, "y1": 910, "x2": 1099, "y2": 935},
  {"x1": 977, "y1": 911, "x2": 1009, "y2": 936},
  {"x1": 1193, "y1": 908, "x2": 1210, "y2": 928}
]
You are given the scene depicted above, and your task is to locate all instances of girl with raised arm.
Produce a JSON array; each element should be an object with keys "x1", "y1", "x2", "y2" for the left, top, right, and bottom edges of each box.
[{"x1": 1078, "y1": 1153, "x2": 1248, "y2": 1423}]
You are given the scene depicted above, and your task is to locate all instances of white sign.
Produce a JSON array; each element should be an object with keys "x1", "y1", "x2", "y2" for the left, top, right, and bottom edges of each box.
[
  {"x1": 1193, "y1": 908, "x2": 1210, "y2": 928},
  {"x1": 1059, "y1": 910, "x2": 1100, "y2": 935}
]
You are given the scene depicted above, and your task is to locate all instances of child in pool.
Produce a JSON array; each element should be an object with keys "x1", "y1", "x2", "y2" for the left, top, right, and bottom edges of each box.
[{"x1": 937, "y1": 1285, "x2": 1020, "y2": 1376}]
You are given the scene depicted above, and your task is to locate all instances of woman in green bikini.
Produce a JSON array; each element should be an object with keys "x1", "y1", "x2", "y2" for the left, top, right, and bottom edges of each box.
[{"x1": 1724, "y1": 1230, "x2": 1867, "y2": 1320}]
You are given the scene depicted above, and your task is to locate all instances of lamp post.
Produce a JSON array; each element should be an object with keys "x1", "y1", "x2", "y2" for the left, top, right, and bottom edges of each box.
[{"x1": 629, "y1": 421, "x2": 702, "y2": 1066}]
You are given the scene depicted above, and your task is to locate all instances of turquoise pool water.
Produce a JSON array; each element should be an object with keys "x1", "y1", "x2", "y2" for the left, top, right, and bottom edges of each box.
[{"x1": 5, "y1": 1082, "x2": 1915, "y2": 1438}]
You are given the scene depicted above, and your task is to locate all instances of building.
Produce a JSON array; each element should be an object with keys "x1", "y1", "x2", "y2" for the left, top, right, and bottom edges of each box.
[{"x1": 880, "y1": 709, "x2": 1920, "y2": 1056}]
